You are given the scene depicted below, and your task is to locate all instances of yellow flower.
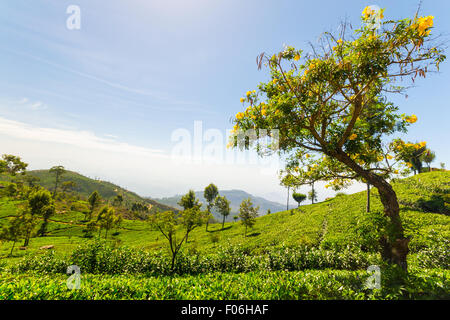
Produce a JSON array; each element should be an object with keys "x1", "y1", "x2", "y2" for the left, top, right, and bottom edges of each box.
[
  {"x1": 337, "y1": 38, "x2": 343, "y2": 45},
  {"x1": 405, "y1": 114, "x2": 418, "y2": 123},
  {"x1": 305, "y1": 154, "x2": 310, "y2": 159},
  {"x1": 349, "y1": 133, "x2": 357, "y2": 141},
  {"x1": 377, "y1": 155, "x2": 384, "y2": 162},
  {"x1": 236, "y1": 112, "x2": 244, "y2": 120},
  {"x1": 231, "y1": 124, "x2": 239, "y2": 133},
  {"x1": 394, "y1": 170, "x2": 399, "y2": 174},
  {"x1": 413, "y1": 16, "x2": 434, "y2": 36},
  {"x1": 406, "y1": 162, "x2": 413, "y2": 168},
  {"x1": 240, "y1": 97, "x2": 245, "y2": 103},
  {"x1": 294, "y1": 54, "x2": 300, "y2": 61},
  {"x1": 362, "y1": 6, "x2": 375, "y2": 19},
  {"x1": 386, "y1": 154, "x2": 393, "y2": 160},
  {"x1": 246, "y1": 91, "x2": 252, "y2": 97},
  {"x1": 261, "y1": 107, "x2": 267, "y2": 117},
  {"x1": 419, "y1": 141, "x2": 426, "y2": 148},
  {"x1": 273, "y1": 78, "x2": 279, "y2": 84}
]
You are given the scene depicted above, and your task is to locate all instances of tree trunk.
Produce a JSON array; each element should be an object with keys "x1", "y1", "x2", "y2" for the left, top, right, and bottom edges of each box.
[
  {"x1": 366, "y1": 182, "x2": 371, "y2": 213},
  {"x1": 23, "y1": 233, "x2": 30, "y2": 247},
  {"x1": 9, "y1": 240, "x2": 16, "y2": 257},
  {"x1": 287, "y1": 186, "x2": 290, "y2": 210},
  {"x1": 335, "y1": 151, "x2": 409, "y2": 271},
  {"x1": 222, "y1": 215, "x2": 225, "y2": 230},
  {"x1": 171, "y1": 254, "x2": 176, "y2": 271}
]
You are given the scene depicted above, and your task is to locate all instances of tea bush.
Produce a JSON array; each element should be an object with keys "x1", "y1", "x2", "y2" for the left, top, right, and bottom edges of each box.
[
  {"x1": 0, "y1": 268, "x2": 448, "y2": 300},
  {"x1": 13, "y1": 242, "x2": 378, "y2": 275}
]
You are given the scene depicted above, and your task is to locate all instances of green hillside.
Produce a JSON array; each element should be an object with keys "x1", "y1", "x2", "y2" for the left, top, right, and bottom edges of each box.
[
  {"x1": 1, "y1": 171, "x2": 449, "y2": 300},
  {"x1": 0, "y1": 171, "x2": 448, "y2": 260},
  {"x1": 26, "y1": 170, "x2": 176, "y2": 213}
]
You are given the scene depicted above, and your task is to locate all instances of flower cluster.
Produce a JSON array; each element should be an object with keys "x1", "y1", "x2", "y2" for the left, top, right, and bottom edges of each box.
[
  {"x1": 403, "y1": 114, "x2": 418, "y2": 124},
  {"x1": 412, "y1": 16, "x2": 434, "y2": 36}
]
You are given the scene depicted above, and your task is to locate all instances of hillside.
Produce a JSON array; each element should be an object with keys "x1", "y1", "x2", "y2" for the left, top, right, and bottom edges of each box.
[
  {"x1": 1, "y1": 171, "x2": 448, "y2": 261},
  {"x1": 154, "y1": 189, "x2": 286, "y2": 220},
  {"x1": 27, "y1": 170, "x2": 176, "y2": 213}
]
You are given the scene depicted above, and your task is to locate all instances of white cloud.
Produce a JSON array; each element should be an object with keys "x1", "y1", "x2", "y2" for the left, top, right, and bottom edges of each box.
[
  {"x1": 0, "y1": 116, "x2": 366, "y2": 201},
  {"x1": 0, "y1": 117, "x2": 163, "y2": 157}
]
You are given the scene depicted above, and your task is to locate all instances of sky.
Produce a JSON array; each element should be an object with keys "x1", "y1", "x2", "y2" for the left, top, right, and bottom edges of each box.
[{"x1": 0, "y1": 0, "x2": 449, "y2": 204}]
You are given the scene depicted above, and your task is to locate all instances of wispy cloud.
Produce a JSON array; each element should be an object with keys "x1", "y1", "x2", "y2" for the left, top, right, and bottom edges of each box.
[
  {"x1": 0, "y1": 117, "x2": 164, "y2": 157},
  {"x1": 4, "y1": 48, "x2": 211, "y2": 112},
  {"x1": 2, "y1": 97, "x2": 47, "y2": 111}
]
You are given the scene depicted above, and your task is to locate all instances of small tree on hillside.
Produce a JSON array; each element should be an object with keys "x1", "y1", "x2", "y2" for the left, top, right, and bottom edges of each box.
[
  {"x1": 204, "y1": 183, "x2": 219, "y2": 231},
  {"x1": 23, "y1": 174, "x2": 40, "y2": 187},
  {"x1": 87, "y1": 191, "x2": 102, "y2": 220},
  {"x1": 215, "y1": 195, "x2": 231, "y2": 230},
  {"x1": 61, "y1": 181, "x2": 76, "y2": 195},
  {"x1": 112, "y1": 194, "x2": 124, "y2": 207},
  {"x1": 308, "y1": 188, "x2": 318, "y2": 205},
  {"x1": 49, "y1": 166, "x2": 66, "y2": 197},
  {"x1": 149, "y1": 210, "x2": 204, "y2": 270},
  {"x1": 178, "y1": 190, "x2": 201, "y2": 210},
  {"x1": 0, "y1": 214, "x2": 28, "y2": 256},
  {"x1": 179, "y1": 207, "x2": 207, "y2": 243},
  {"x1": 19, "y1": 211, "x2": 38, "y2": 248},
  {"x1": 421, "y1": 149, "x2": 436, "y2": 171},
  {"x1": 292, "y1": 192, "x2": 307, "y2": 208},
  {"x1": 0, "y1": 154, "x2": 28, "y2": 177},
  {"x1": 25, "y1": 189, "x2": 55, "y2": 238},
  {"x1": 96, "y1": 206, "x2": 121, "y2": 239},
  {"x1": 238, "y1": 198, "x2": 259, "y2": 237}
]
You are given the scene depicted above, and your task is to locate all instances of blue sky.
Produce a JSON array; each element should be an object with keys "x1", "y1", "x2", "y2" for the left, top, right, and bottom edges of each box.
[{"x1": 0, "y1": 0, "x2": 449, "y2": 202}]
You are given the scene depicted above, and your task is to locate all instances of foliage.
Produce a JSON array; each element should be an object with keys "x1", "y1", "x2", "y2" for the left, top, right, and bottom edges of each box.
[
  {"x1": 292, "y1": 193, "x2": 307, "y2": 207},
  {"x1": 230, "y1": 7, "x2": 446, "y2": 269},
  {"x1": 0, "y1": 154, "x2": 28, "y2": 176},
  {"x1": 178, "y1": 190, "x2": 201, "y2": 210},
  {"x1": 214, "y1": 195, "x2": 231, "y2": 229},
  {"x1": 238, "y1": 198, "x2": 259, "y2": 236},
  {"x1": 87, "y1": 191, "x2": 101, "y2": 220}
]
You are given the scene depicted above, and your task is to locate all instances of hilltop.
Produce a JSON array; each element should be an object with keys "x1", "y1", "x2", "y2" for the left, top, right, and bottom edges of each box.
[
  {"x1": 27, "y1": 170, "x2": 176, "y2": 213},
  {"x1": 153, "y1": 189, "x2": 286, "y2": 220}
]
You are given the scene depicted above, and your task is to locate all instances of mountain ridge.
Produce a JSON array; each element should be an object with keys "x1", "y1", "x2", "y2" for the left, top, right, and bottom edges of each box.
[{"x1": 152, "y1": 189, "x2": 286, "y2": 220}]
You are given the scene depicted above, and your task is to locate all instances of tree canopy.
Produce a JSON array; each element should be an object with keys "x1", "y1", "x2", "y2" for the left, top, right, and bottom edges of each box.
[{"x1": 229, "y1": 7, "x2": 445, "y2": 270}]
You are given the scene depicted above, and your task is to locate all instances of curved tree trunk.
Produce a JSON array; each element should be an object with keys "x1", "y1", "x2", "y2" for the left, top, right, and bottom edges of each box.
[{"x1": 335, "y1": 151, "x2": 409, "y2": 271}]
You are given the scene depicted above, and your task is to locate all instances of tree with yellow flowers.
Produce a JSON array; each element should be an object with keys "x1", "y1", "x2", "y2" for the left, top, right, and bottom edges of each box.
[{"x1": 229, "y1": 7, "x2": 445, "y2": 271}]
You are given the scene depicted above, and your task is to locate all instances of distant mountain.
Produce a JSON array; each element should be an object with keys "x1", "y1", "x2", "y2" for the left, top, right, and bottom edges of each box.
[
  {"x1": 153, "y1": 190, "x2": 285, "y2": 221},
  {"x1": 28, "y1": 170, "x2": 176, "y2": 213}
]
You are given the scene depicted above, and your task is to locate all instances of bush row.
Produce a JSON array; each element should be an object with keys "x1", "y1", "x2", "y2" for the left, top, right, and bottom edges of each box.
[
  {"x1": 1, "y1": 269, "x2": 448, "y2": 300},
  {"x1": 13, "y1": 242, "x2": 378, "y2": 275}
]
